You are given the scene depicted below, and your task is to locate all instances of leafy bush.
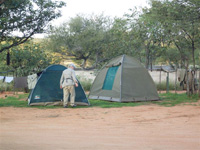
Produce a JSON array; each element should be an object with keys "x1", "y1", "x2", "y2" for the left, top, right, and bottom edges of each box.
[
  {"x1": 0, "y1": 80, "x2": 30, "y2": 93},
  {"x1": 78, "y1": 78, "x2": 93, "y2": 91},
  {"x1": 0, "y1": 81, "x2": 14, "y2": 92},
  {"x1": 76, "y1": 75, "x2": 93, "y2": 91},
  {"x1": 156, "y1": 81, "x2": 182, "y2": 91}
]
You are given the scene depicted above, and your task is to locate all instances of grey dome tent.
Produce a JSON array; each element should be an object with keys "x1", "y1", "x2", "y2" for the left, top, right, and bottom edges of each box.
[
  {"x1": 28, "y1": 64, "x2": 89, "y2": 106},
  {"x1": 89, "y1": 55, "x2": 159, "y2": 102}
]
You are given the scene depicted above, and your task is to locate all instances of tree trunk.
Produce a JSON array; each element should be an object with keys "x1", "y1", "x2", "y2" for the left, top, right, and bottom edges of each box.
[
  {"x1": 145, "y1": 42, "x2": 151, "y2": 69},
  {"x1": 191, "y1": 39, "x2": 196, "y2": 94},
  {"x1": 191, "y1": 70, "x2": 195, "y2": 94},
  {"x1": 174, "y1": 41, "x2": 185, "y2": 68},
  {"x1": 145, "y1": 48, "x2": 149, "y2": 69},
  {"x1": 7, "y1": 50, "x2": 10, "y2": 65},
  {"x1": 192, "y1": 41, "x2": 195, "y2": 69},
  {"x1": 185, "y1": 60, "x2": 190, "y2": 96},
  {"x1": 81, "y1": 59, "x2": 87, "y2": 69},
  {"x1": 199, "y1": 70, "x2": 200, "y2": 98}
]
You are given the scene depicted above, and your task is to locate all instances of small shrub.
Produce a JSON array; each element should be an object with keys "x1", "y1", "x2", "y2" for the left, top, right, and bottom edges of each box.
[
  {"x1": 156, "y1": 81, "x2": 182, "y2": 91},
  {"x1": 0, "y1": 81, "x2": 30, "y2": 93},
  {"x1": 76, "y1": 76, "x2": 93, "y2": 91},
  {"x1": 0, "y1": 81, "x2": 14, "y2": 92}
]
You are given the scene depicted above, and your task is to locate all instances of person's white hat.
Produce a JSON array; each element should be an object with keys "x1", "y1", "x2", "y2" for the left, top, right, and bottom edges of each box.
[{"x1": 69, "y1": 63, "x2": 76, "y2": 68}]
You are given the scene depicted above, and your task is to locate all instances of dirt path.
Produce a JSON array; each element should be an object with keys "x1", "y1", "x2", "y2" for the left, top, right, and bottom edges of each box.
[{"x1": 0, "y1": 105, "x2": 200, "y2": 150}]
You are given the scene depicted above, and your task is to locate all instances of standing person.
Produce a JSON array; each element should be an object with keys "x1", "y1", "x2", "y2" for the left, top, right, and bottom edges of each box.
[{"x1": 60, "y1": 63, "x2": 78, "y2": 108}]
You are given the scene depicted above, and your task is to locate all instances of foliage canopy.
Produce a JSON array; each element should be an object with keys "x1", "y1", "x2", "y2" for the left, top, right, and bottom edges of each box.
[{"x1": 0, "y1": 0, "x2": 65, "y2": 53}]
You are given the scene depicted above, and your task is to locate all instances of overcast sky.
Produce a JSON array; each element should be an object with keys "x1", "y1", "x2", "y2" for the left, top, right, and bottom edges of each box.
[{"x1": 34, "y1": 0, "x2": 150, "y2": 38}]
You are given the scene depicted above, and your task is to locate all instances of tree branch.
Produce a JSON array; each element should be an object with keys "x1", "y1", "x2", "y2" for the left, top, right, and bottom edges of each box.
[{"x1": 0, "y1": 32, "x2": 34, "y2": 53}]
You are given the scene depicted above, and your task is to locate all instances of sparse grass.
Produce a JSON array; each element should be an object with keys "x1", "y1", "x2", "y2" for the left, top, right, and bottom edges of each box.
[
  {"x1": 156, "y1": 81, "x2": 182, "y2": 91},
  {"x1": 153, "y1": 92, "x2": 199, "y2": 107},
  {"x1": 0, "y1": 92, "x2": 199, "y2": 109},
  {"x1": 0, "y1": 94, "x2": 29, "y2": 107},
  {"x1": 89, "y1": 99, "x2": 150, "y2": 108},
  {"x1": 0, "y1": 93, "x2": 62, "y2": 109}
]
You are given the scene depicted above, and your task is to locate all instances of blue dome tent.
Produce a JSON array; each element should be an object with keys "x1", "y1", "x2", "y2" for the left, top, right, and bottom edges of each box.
[{"x1": 28, "y1": 64, "x2": 89, "y2": 106}]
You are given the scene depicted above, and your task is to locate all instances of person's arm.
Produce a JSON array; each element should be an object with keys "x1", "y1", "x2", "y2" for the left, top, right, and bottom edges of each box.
[
  {"x1": 60, "y1": 72, "x2": 64, "y2": 89},
  {"x1": 71, "y1": 70, "x2": 78, "y2": 87}
]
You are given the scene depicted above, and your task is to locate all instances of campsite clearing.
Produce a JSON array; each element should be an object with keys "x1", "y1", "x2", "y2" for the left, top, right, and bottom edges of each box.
[{"x1": 1, "y1": 103, "x2": 200, "y2": 150}]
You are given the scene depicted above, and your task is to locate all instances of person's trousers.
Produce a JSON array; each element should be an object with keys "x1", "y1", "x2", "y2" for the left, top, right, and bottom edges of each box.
[{"x1": 63, "y1": 86, "x2": 75, "y2": 106}]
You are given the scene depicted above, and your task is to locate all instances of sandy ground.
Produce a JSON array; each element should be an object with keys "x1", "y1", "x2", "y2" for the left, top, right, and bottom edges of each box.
[{"x1": 0, "y1": 102, "x2": 200, "y2": 150}]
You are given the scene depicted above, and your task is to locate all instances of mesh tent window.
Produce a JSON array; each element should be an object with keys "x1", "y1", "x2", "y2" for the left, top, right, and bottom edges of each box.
[{"x1": 102, "y1": 66, "x2": 119, "y2": 90}]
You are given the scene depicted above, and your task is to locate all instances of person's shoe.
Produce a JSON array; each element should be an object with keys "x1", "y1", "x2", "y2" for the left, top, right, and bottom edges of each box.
[
  {"x1": 71, "y1": 105, "x2": 77, "y2": 108},
  {"x1": 63, "y1": 105, "x2": 68, "y2": 108}
]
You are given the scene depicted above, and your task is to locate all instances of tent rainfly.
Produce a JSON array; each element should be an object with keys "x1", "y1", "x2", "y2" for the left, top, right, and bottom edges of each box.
[
  {"x1": 89, "y1": 55, "x2": 160, "y2": 102},
  {"x1": 28, "y1": 64, "x2": 89, "y2": 106}
]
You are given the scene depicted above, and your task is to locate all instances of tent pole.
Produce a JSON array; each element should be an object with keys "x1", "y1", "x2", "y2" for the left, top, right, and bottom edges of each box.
[
  {"x1": 175, "y1": 69, "x2": 177, "y2": 94},
  {"x1": 159, "y1": 65, "x2": 162, "y2": 94},
  {"x1": 13, "y1": 71, "x2": 15, "y2": 95},
  {"x1": 120, "y1": 55, "x2": 125, "y2": 102},
  {"x1": 198, "y1": 70, "x2": 200, "y2": 98},
  {"x1": 166, "y1": 72, "x2": 169, "y2": 93}
]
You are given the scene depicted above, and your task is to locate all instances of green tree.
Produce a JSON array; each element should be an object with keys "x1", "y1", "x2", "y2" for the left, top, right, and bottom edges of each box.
[
  {"x1": 145, "y1": 0, "x2": 200, "y2": 68},
  {"x1": 104, "y1": 18, "x2": 131, "y2": 58},
  {"x1": 0, "y1": 0, "x2": 65, "y2": 53},
  {"x1": 0, "y1": 41, "x2": 60, "y2": 76},
  {"x1": 47, "y1": 14, "x2": 112, "y2": 69},
  {"x1": 137, "y1": 0, "x2": 200, "y2": 94},
  {"x1": 126, "y1": 7, "x2": 165, "y2": 68}
]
